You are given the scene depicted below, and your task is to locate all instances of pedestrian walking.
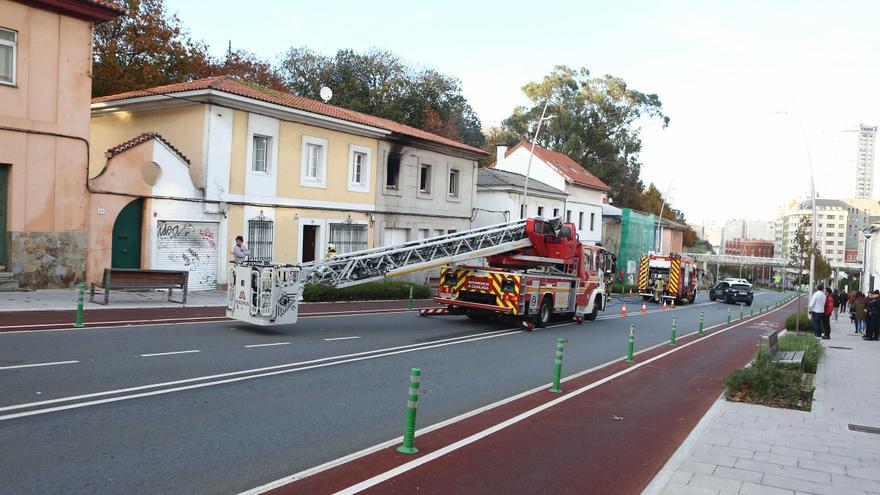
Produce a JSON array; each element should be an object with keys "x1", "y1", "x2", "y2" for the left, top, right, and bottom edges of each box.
[
  {"x1": 808, "y1": 284, "x2": 826, "y2": 338},
  {"x1": 853, "y1": 292, "x2": 867, "y2": 335},
  {"x1": 840, "y1": 290, "x2": 849, "y2": 313},
  {"x1": 832, "y1": 289, "x2": 840, "y2": 321},
  {"x1": 232, "y1": 235, "x2": 250, "y2": 263},
  {"x1": 822, "y1": 287, "x2": 834, "y2": 339},
  {"x1": 865, "y1": 290, "x2": 880, "y2": 341}
]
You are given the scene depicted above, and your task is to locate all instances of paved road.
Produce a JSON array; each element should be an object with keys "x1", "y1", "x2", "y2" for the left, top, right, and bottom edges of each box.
[{"x1": 0, "y1": 290, "x2": 794, "y2": 494}]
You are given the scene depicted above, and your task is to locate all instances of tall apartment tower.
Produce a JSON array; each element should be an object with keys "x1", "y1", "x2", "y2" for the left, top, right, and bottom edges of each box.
[{"x1": 855, "y1": 124, "x2": 877, "y2": 199}]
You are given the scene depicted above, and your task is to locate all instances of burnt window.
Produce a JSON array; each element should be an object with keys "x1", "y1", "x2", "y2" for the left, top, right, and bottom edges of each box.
[{"x1": 386, "y1": 151, "x2": 401, "y2": 189}]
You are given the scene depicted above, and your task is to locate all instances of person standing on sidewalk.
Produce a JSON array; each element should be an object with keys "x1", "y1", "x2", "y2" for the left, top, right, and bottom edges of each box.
[
  {"x1": 822, "y1": 287, "x2": 834, "y2": 339},
  {"x1": 865, "y1": 290, "x2": 880, "y2": 341},
  {"x1": 853, "y1": 292, "x2": 867, "y2": 335},
  {"x1": 809, "y1": 284, "x2": 826, "y2": 338},
  {"x1": 840, "y1": 290, "x2": 850, "y2": 313},
  {"x1": 832, "y1": 289, "x2": 840, "y2": 321}
]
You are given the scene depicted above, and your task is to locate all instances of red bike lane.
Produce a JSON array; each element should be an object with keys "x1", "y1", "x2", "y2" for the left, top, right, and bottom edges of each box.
[{"x1": 264, "y1": 297, "x2": 799, "y2": 495}]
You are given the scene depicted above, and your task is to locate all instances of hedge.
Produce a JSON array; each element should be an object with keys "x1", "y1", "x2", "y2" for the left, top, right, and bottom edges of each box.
[
  {"x1": 725, "y1": 348, "x2": 806, "y2": 410},
  {"x1": 784, "y1": 311, "x2": 812, "y2": 332},
  {"x1": 302, "y1": 281, "x2": 432, "y2": 302}
]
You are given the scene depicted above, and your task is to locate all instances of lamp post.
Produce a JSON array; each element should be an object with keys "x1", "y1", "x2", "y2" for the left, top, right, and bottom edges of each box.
[
  {"x1": 522, "y1": 99, "x2": 554, "y2": 218},
  {"x1": 655, "y1": 182, "x2": 674, "y2": 252},
  {"x1": 776, "y1": 111, "x2": 817, "y2": 292}
]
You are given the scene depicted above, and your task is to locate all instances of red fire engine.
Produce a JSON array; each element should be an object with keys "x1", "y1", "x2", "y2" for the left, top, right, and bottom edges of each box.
[
  {"x1": 433, "y1": 218, "x2": 613, "y2": 328},
  {"x1": 636, "y1": 253, "x2": 699, "y2": 305}
]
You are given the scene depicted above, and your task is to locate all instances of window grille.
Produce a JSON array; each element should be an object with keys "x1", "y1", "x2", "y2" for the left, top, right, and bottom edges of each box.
[
  {"x1": 329, "y1": 223, "x2": 367, "y2": 254},
  {"x1": 248, "y1": 214, "x2": 274, "y2": 261}
]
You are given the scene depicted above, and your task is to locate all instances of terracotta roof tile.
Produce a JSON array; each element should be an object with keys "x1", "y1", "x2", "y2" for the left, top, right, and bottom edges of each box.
[
  {"x1": 505, "y1": 141, "x2": 609, "y2": 191},
  {"x1": 80, "y1": 0, "x2": 127, "y2": 14},
  {"x1": 93, "y1": 76, "x2": 488, "y2": 156},
  {"x1": 105, "y1": 132, "x2": 190, "y2": 165}
]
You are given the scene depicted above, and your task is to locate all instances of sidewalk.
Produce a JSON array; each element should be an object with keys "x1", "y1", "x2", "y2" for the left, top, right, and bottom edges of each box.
[
  {"x1": 645, "y1": 318, "x2": 880, "y2": 495},
  {"x1": 0, "y1": 287, "x2": 228, "y2": 312}
]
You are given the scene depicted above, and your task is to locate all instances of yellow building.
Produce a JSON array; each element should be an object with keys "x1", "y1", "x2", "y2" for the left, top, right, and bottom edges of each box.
[
  {"x1": 0, "y1": 0, "x2": 124, "y2": 288},
  {"x1": 89, "y1": 76, "x2": 487, "y2": 289}
]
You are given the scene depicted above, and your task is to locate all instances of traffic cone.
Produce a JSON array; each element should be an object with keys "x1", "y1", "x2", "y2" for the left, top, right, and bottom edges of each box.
[
  {"x1": 671, "y1": 299, "x2": 676, "y2": 308},
  {"x1": 641, "y1": 302, "x2": 647, "y2": 315},
  {"x1": 620, "y1": 303, "x2": 627, "y2": 317},
  {"x1": 661, "y1": 300, "x2": 667, "y2": 311}
]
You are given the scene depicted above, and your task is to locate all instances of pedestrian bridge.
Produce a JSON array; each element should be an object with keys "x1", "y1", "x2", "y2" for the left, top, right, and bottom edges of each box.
[{"x1": 687, "y1": 253, "x2": 862, "y2": 272}]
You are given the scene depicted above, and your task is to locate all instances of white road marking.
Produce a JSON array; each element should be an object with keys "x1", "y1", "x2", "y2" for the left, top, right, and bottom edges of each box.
[
  {"x1": 244, "y1": 342, "x2": 291, "y2": 348},
  {"x1": 324, "y1": 336, "x2": 360, "y2": 341},
  {"x1": 140, "y1": 350, "x2": 201, "y2": 357},
  {"x1": 0, "y1": 328, "x2": 521, "y2": 419},
  {"x1": 0, "y1": 360, "x2": 79, "y2": 370},
  {"x1": 327, "y1": 297, "x2": 799, "y2": 495}
]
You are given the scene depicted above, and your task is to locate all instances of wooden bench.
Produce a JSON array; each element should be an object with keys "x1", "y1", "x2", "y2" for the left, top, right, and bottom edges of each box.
[
  {"x1": 90, "y1": 269, "x2": 189, "y2": 305},
  {"x1": 760, "y1": 330, "x2": 805, "y2": 371}
]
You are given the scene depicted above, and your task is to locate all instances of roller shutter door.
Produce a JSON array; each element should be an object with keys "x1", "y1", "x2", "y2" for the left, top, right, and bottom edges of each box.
[
  {"x1": 383, "y1": 228, "x2": 407, "y2": 247},
  {"x1": 155, "y1": 221, "x2": 220, "y2": 291}
]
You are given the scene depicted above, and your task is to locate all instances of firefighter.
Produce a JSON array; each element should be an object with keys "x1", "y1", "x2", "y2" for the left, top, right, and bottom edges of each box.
[
  {"x1": 653, "y1": 274, "x2": 665, "y2": 303},
  {"x1": 325, "y1": 243, "x2": 337, "y2": 260}
]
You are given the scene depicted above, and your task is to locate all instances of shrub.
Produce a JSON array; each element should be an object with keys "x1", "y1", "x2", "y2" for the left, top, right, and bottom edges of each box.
[
  {"x1": 779, "y1": 333, "x2": 823, "y2": 374},
  {"x1": 302, "y1": 281, "x2": 432, "y2": 302},
  {"x1": 725, "y1": 348, "x2": 804, "y2": 409},
  {"x1": 785, "y1": 311, "x2": 812, "y2": 331}
]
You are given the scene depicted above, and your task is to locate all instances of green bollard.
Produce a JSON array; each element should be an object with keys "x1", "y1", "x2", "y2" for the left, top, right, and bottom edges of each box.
[
  {"x1": 549, "y1": 338, "x2": 566, "y2": 393},
  {"x1": 740, "y1": 306, "x2": 744, "y2": 320},
  {"x1": 74, "y1": 282, "x2": 85, "y2": 328},
  {"x1": 698, "y1": 312, "x2": 704, "y2": 335},
  {"x1": 750, "y1": 308, "x2": 754, "y2": 317},
  {"x1": 407, "y1": 285, "x2": 413, "y2": 311},
  {"x1": 670, "y1": 317, "x2": 677, "y2": 346},
  {"x1": 727, "y1": 308, "x2": 731, "y2": 324},
  {"x1": 397, "y1": 368, "x2": 421, "y2": 454},
  {"x1": 626, "y1": 324, "x2": 635, "y2": 363}
]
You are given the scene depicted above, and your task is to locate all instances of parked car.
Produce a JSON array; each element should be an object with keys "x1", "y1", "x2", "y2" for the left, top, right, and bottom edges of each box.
[
  {"x1": 722, "y1": 277, "x2": 751, "y2": 287},
  {"x1": 709, "y1": 281, "x2": 753, "y2": 306}
]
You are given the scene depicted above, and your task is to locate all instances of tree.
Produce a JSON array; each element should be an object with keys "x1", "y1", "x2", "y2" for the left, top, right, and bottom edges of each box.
[
  {"x1": 278, "y1": 47, "x2": 485, "y2": 147},
  {"x1": 501, "y1": 66, "x2": 669, "y2": 209},
  {"x1": 92, "y1": 0, "x2": 213, "y2": 97},
  {"x1": 788, "y1": 216, "x2": 832, "y2": 287},
  {"x1": 206, "y1": 48, "x2": 286, "y2": 91}
]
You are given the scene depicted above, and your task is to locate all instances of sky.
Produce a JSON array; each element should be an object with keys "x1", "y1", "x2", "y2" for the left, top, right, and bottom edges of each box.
[{"x1": 166, "y1": 0, "x2": 880, "y2": 224}]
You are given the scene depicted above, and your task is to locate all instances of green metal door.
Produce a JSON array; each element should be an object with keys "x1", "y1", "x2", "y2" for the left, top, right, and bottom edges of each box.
[
  {"x1": 0, "y1": 165, "x2": 8, "y2": 266},
  {"x1": 111, "y1": 198, "x2": 143, "y2": 269}
]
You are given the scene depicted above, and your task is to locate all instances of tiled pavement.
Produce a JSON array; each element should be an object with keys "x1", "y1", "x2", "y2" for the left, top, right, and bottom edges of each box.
[{"x1": 645, "y1": 318, "x2": 880, "y2": 495}]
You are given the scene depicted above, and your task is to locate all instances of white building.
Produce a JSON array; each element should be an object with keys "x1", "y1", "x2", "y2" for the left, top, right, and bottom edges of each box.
[
  {"x1": 494, "y1": 141, "x2": 609, "y2": 243},
  {"x1": 473, "y1": 168, "x2": 566, "y2": 227},
  {"x1": 827, "y1": 123, "x2": 877, "y2": 200},
  {"x1": 776, "y1": 199, "x2": 849, "y2": 265}
]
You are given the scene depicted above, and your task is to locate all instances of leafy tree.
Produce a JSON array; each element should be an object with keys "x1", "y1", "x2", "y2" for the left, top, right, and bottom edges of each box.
[
  {"x1": 92, "y1": 0, "x2": 213, "y2": 97},
  {"x1": 501, "y1": 66, "x2": 669, "y2": 208},
  {"x1": 787, "y1": 216, "x2": 832, "y2": 286},
  {"x1": 278, "y1": 47, "x2": 485, "y2": 147},
  {"x1": 688, "y1": 239, "x2": 715, "y2": 254},
  {"x1": 206, "y1": 47, "x2": 286, "y2": 91}
]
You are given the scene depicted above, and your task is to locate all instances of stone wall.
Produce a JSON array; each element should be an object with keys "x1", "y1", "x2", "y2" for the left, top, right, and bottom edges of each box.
[{"x1": 9, "y1": 231, "x2": 87, "y2": 288}]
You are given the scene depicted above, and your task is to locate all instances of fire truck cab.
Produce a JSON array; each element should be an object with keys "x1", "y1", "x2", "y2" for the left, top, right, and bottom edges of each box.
[
  {"x1": 636, "y1": 253, "x2": 699, "y2": 305},
  {"x1": 435, "y1": 218, "x2": 613, "y2": 328}
]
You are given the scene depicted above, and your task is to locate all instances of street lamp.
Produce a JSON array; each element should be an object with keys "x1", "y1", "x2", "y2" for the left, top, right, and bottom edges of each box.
[
  {"x1": 655, "y1": 182, "x2": 674, "y2": 252},
  {"x1": 522, "y1": 99, "x2": 554, "y2": 218},
  {"x1": 776, "y1": 111, "x2": 817, "y2": 292}
]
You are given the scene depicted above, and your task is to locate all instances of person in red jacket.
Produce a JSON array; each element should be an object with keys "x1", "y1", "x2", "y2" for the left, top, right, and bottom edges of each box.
[{"x1": 823, "y1": 287, "x2": 834, "y2": 339}]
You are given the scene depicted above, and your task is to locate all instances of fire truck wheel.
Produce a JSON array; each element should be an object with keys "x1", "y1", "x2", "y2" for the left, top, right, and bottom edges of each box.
[
  {"x1": 584, "y1": 299, "x2": 600, "y2": 321},
  {"x1": 535, "y1": 296, "x2": 552, "y2": 328}
]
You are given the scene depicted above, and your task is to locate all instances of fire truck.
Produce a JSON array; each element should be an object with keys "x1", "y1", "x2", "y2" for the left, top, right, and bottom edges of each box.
[
  {"x1": 226, "y1": 217, "x2": 612, "y2": 327},
  {"x1": 636, "y1": 253, "x2": 699, "y2": 305},
  {"x1": 434, "y1": 218, "x2": 613, "y2": 328}
]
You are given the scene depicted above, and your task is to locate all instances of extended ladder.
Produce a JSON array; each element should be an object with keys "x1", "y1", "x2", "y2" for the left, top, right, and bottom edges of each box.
[{"x1": 227, "y1": 218, "x2": 534, "y2": 325}]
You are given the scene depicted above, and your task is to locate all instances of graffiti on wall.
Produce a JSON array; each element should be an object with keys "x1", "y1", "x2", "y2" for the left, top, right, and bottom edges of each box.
[{"x1": 156, "y1": 221, "x2": 219, "y2": 289}]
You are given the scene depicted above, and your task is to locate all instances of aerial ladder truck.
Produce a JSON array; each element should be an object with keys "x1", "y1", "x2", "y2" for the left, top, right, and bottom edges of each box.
[{"x1": 227, "y1": 217, "x2": 613, "y2": 328}]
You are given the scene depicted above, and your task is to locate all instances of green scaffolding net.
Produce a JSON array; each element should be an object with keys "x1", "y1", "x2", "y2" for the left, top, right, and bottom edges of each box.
[{"x1": 618, "y1": 209, "x2": 657, "y2": 285}]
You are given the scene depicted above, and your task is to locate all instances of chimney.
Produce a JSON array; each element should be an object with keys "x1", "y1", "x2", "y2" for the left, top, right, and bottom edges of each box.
[{"x1": 496, "y1": 145, "x2": 508, "y2": 167}]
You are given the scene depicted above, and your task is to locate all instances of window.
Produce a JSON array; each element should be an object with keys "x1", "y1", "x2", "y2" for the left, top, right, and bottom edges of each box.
[
  {"x1": 553, "y1": 208, "x2": 559, "y2": 218},
  {"x1": 300, "y1": 136, "x2": 328, "y2": 187},
  {"x1": 252, "y1": 135, "x2": 269, "y2": 173},
  {"x1": 0, "y1": 28, "x2": 14, "y2": 85},
  {"x1": 566, "y1": 210, "x2": 572, "y2": 223},
  {"x1": 578, "y1": 212, "x2": 584, "y2": 230},
  {"x1": 419, "y1": 164, "x2": 432, "y2": 193},
  {"x1": 330, "y1": 223, "x2": 367, "y2": 254},
  {"x1": 348, "y1": 144, "x2": 371, "y2": 192},
  {"x1": 306, "y1": 144, "x2": 321, "y2": 179},
  {"x1": 448, "y1": 169, "x2": 459, "y2": 197},
  {"x1": 590, "y1": 212, "x2": 595, "y2": 231},
  {"x1": 537, "y1": 206, "x2": 544, "y2": 217},
  {"x1": 520, "y1": 204, "x2": 526, "y2": 218},
  {"x1": 248, "y1": 215, "x2": 274, "y2": 261},
  {"x1": 386, "y1": 151, "x2": 401, "y2": 189}
]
